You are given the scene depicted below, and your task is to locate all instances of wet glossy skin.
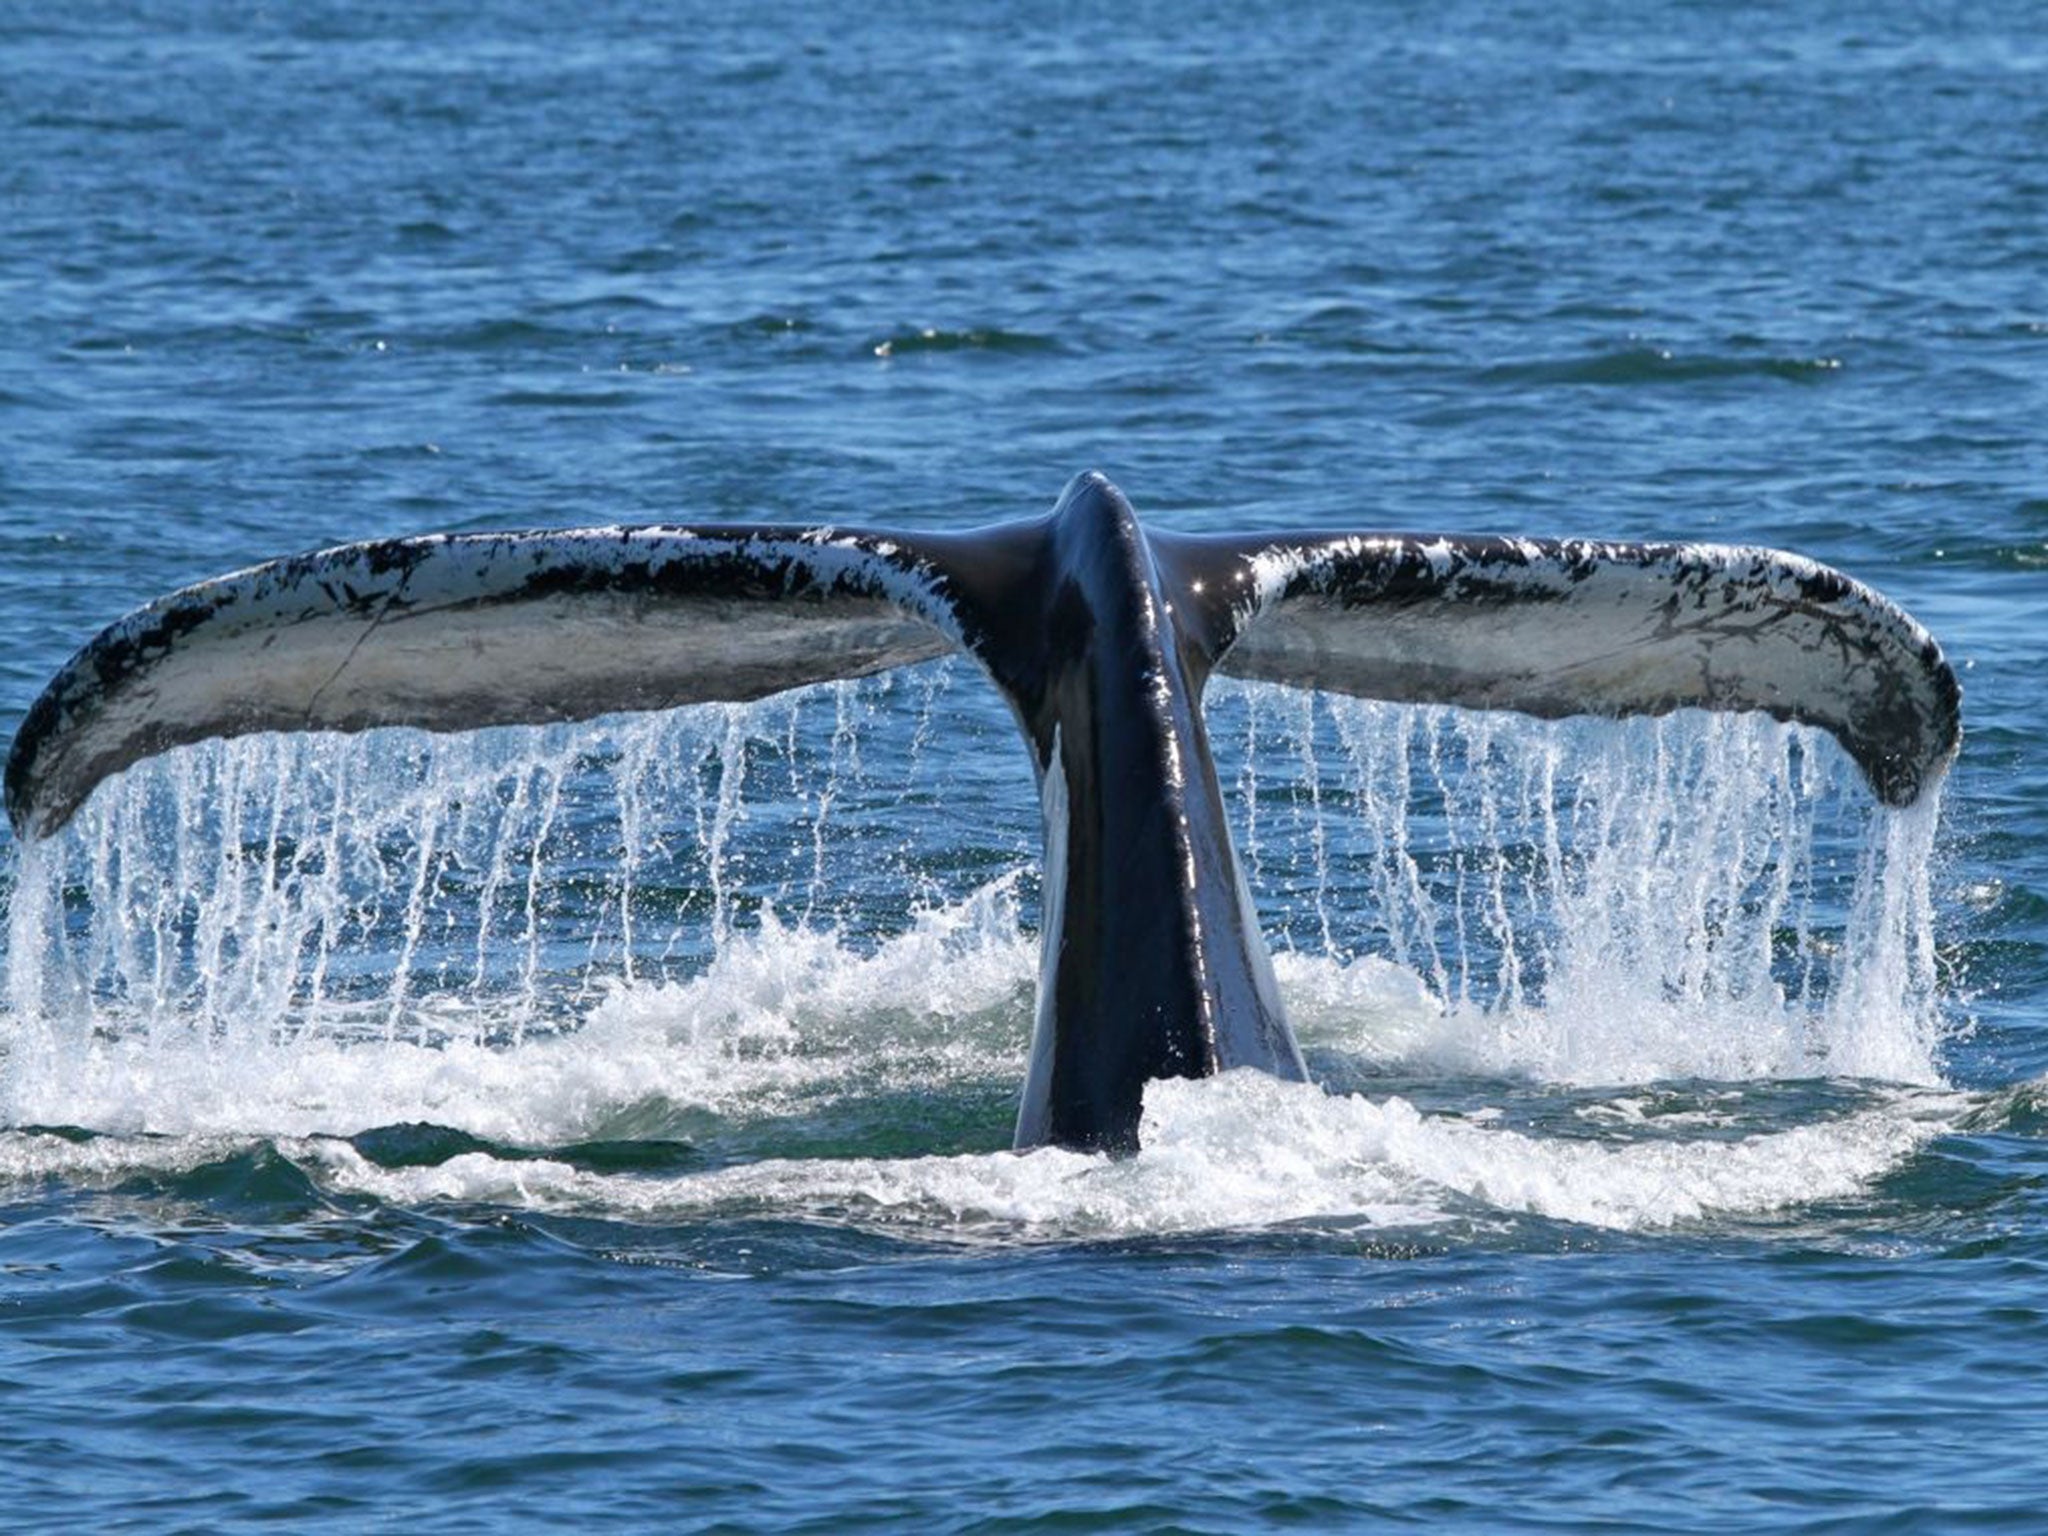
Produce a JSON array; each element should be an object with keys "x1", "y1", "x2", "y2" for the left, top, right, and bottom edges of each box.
[{"x1": 949, "y1": 475, "x2": 1307, "y2": 1152}]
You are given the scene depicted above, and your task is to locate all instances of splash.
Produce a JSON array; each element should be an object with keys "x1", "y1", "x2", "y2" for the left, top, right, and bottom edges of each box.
[
  {"x1": 0, "y1": 669, "x2": 1950, "y2": 1236},
  {"x1": 1, "y1": 1071, "x2": 1954, "y2": 1240},
  {"x1": 4, "y1": 666, "x2": 989, "y2": 1044}
]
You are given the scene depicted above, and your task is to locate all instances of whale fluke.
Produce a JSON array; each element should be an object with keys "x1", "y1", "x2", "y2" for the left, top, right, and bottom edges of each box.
[
  {"x1": 1182, "y1": 528, "x2": 1961, "y2": 810},
  {"x1": 3, "y1": 473, "x2": 1961, "y2": 1152},
  {"x1": 4, "y1": 523, "x2": 969, "y2": 841}
]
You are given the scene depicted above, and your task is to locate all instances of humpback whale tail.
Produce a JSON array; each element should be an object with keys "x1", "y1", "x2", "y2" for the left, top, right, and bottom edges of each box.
[{"x1": 3, "y1": 473, "x2": 1961, "y2": 1152}]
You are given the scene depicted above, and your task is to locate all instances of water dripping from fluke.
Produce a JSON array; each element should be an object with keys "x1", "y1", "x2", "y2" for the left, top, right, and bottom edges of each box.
[
  {"x1": 0, "y1": 476, "x2": 1963, "y2": 1176},
  {"x1": 3, "y1": 676, "x2": 1946, "y2": 1158}
]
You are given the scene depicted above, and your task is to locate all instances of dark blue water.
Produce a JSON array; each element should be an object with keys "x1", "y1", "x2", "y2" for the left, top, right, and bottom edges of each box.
[{"x1": 5, "y1": 1, "x2": 2048, "y2": 1529}]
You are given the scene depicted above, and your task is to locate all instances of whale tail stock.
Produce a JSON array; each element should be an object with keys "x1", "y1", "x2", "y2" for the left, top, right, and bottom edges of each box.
[{"x1": 3, "y1": 472, "x2": 1961, "y2": 1152}]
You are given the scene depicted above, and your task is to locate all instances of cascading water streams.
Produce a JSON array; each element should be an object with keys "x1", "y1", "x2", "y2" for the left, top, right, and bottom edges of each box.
[
  {"x1": 1204, "y1": 683, "x2": 1946, "y2": 1087},
  {"x1": 0, "y1": 668, "x2": 1954, "y2": 1230},
  {"x1": 0, "y1": 664, "x2": 1040, "y2": 1137},
  {"x1": 5, "y1": 665, "x2": 994, "y2": 1037}
]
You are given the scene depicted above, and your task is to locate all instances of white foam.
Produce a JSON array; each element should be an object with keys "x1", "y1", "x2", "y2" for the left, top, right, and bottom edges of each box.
[
  {"x1": 0, "y1": 1067, "x2": 1959, "y2": 1238},
  {"x1": 0, "y1": 1127, "x2": 256, "y2": 1186},
  {"x1": 297, "y1": 1070, "x2": 1959, "y2": 1238},
  {"x1": 1275, "y1": 940, "x2": 1945, "y2": 1089},
  {"x1": 0, "y1": 883, "x2": 1033, "y2": 1142}
]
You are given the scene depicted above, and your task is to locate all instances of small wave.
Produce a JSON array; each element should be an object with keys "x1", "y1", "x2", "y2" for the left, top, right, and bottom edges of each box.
[
  {"x1": 394, "y1": 219, "x2": 459, "y2": 245},
  {"x1": 1930, "y1": 542, "x2": 2048, "y2": 572},
  {"x1": 484, "y1": 387, "x2": 644, "y2": 409},
  {"x1": 728, "y1": 313, "x2": 819, "y2": 339},
  {"x1": 300, "y1": 1071, "x2": 1960, "y2": 1239},
  {"x1": 1259, "y1": 304, "x2": 1432, "y2": 356},
  {"x1": 1478, "y1": 348, "x2": 1844, "y2": 387},
  {"x1": 1959, "y1": 1079, "x2": 2048, "y2": 1136},
  {"x1": 600, "y1": 246, "x2": 683, "y2": 275},
  {"x1": 432, "y1": 318, "x2": 573, "y2": 351},
  {"x1": 869, "y1": 327, "x2": 1061, "y2": 358},
  {"x1": 717, "y1": 313, "x2": 838, "y2": 360},
  {"x1": 289, "y1": 301, "x2": 378, "y2": 330},
  {"x1": 0, "y1": 1126, "x2": 259, "y2": 1187},
  {"x1": 538, "y1": 292, "x2": 671, "y2": 317},
  {"x1": 62, "y1": 334, "x2": 146, "y2": 354},
  {"x1": 355, "y1": 440, "x2": 447, "y2": 462},
  {"x1": 0, "y1": 384, "x2": 71, "y2": 410},
  {"x1": 23, "y1": 111, "x2": 179, "y2": 133}
]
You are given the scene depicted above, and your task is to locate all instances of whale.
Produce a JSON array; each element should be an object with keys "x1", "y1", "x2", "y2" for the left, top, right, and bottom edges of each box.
[{"x1": 3, "y1": 472, "x2": 1962, "y2": 1152}]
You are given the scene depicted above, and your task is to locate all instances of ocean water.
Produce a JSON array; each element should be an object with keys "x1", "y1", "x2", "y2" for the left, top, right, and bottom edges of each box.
[{"x1": 3, "y1": 0, "x2": 2047, "y2": 1529}]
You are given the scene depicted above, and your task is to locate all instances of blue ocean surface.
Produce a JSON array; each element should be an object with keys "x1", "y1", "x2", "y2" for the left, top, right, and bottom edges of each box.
[{"x1": 3, "y1": 0, "x2": 2047, "y2": 1529}]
